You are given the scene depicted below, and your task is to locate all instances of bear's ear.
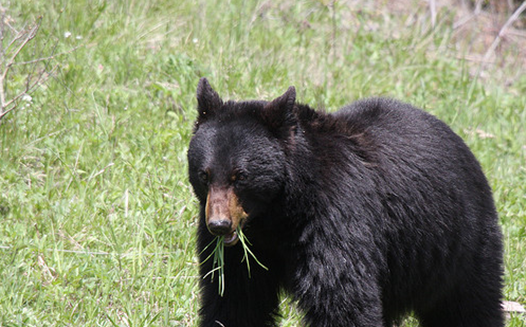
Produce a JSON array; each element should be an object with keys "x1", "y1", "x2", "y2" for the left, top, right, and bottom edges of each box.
[
  {"x1": 196, "y1": 78, "x2": 223, "y2": 119},
  {"x1": 261, "y1": 86, "x2": 296, "y2": 130}
]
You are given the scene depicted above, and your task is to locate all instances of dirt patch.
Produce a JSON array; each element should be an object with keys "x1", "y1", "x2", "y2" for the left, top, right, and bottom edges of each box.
[{"x1": 345, "y1": 0, "x2": 526, "y2": 86}]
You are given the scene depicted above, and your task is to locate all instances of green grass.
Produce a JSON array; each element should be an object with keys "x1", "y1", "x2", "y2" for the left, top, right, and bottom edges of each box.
[{"x1": 1, "y1": 0, "x2": 525, "y2": 326}]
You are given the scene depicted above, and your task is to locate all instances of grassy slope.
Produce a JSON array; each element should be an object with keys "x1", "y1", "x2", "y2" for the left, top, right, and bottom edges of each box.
[{"x1": 0, "y1": 0, "x2": 525, "y2": 326}]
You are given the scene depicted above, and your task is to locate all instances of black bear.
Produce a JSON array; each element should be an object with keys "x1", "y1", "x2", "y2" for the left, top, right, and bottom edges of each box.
[{"x1": 187, "y1": 78, "x2": 504, "y2": 327}]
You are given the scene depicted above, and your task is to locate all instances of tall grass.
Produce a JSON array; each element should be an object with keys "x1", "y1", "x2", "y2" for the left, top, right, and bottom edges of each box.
[{"x1": 1, "y1": 0, "x2": 525, "y2": 326}]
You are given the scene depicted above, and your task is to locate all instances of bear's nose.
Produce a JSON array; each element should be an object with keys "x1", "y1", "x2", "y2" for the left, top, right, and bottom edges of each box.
[{"x1": 207, "y1": 219, "x2": 232, "y2": 236}]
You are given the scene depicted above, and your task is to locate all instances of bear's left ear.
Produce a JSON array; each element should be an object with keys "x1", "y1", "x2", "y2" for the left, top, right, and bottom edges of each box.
[
  {"x1": 261, "y1": 86, "x2": 296, "y2": 131},
  {"x1": 196, "y1": 78, "x2": 223, "y2": 119}
]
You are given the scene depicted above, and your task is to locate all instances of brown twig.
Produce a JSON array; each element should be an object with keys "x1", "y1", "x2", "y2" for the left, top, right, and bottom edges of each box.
[
  {"x1": 0, "y1": 12, "x2": 68, "y2": 123},
  {"x1": 1, "y1": 18, "x2": 40, "y2": 79},
  {"x1": 12, "y1": 45, "x2": 80, "y2": 66},
  {"x1": 0, "y1": 18, "x2": 40, "y2": 116},
  {"x1": 0, "y1": 7, "x2": 5, "y2": 58},
  {"x1": 482, "y1": 1, "x2": 526, "y2": 63},
  {"x1": 0, "y1": 64, "x2": 59, "y2": 119}
]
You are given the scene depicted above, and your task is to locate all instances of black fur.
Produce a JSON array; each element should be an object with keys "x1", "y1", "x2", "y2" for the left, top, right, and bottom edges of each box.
[{"x1": 187, "y1": 78, "x2": 504, "y2": 327}]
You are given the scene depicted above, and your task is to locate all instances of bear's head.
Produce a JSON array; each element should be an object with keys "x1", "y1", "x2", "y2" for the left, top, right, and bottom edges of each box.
[{"x1": 188, "y1": 78, "x2": 296, "y2": 246}]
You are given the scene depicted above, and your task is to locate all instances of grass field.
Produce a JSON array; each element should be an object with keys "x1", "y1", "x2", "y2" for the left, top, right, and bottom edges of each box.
[{"x1": 1, "y1": 0, "x2": 525, "y2": 326}]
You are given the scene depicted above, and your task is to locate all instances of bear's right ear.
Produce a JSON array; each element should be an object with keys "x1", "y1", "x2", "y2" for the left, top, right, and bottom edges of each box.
[{"x1": 196, "y1": 78, "x2": 223, "y2": 119}]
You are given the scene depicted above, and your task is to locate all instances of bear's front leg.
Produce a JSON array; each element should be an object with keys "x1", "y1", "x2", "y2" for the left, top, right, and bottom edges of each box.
[
  {"x1": 198, "y1": 241, "x2": 281, "y2": 327},
  {"x1": 291, "y1": 243, "x2": 385, "y2": 327}
]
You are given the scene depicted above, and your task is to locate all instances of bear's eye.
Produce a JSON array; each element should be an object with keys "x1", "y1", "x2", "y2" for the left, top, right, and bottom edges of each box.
[
  {"x1": 231, "y1": 170, "x2": 248, "y2": 184},
  {"x1": 197, "y1": 169, "x2": 209, "y2": 184}
]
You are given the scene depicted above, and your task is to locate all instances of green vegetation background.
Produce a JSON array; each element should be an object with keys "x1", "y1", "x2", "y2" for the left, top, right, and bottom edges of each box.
[{"x1": 0, "y1": 0, "x2": 524, "y2": 326}]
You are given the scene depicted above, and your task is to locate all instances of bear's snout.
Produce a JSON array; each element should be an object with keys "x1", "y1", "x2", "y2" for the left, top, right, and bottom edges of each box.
[{"x1": 205, "y1": 185, "x2": 248, "y2": 245}]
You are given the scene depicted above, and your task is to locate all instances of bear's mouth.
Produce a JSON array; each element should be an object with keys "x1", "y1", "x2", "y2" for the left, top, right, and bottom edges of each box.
[
  {"x1": 223, "y1": 230, "x2": 239, "y2": 247},
  {"x1": 223, "y1": 217, "x2": 247, "y2": 247}
]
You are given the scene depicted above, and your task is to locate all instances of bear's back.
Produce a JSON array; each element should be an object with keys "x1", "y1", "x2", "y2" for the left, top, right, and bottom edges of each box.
[
  {"x1": 331, "y1": 98, "x2": 483, "y2": 185},
  {"x1": 331, "y1": 97, "x2": 496, "y2": 228},
  {"x1": 333, "y1": 98, "x2": 454, "y2": 148}
]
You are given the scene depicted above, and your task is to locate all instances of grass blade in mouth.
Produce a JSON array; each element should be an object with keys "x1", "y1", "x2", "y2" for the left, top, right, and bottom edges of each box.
[
  {"x1": 201, "y1": 227, "x2": 268, "y2": 296},
  {"x1": 237, "y1": 227, "x2": 268, "y2": 277},
  {"x1": 202, "y1": 236, "x2": 225, "y2": 296}
]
